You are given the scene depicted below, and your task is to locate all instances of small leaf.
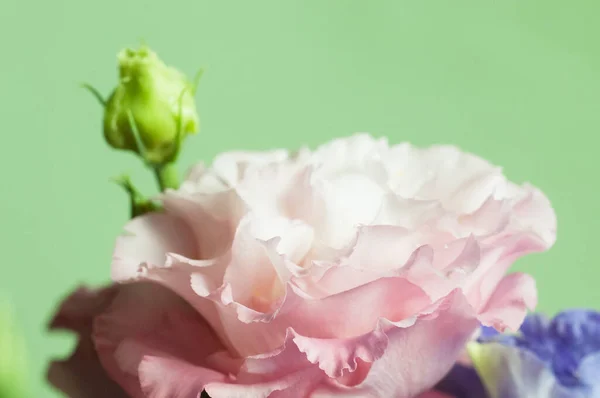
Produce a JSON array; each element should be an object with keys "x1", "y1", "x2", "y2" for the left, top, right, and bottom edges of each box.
[
  {"x1": 81, "y1": 83, "x2": 106, "y2": 107},
  {"x1": 112, "y1": 174, "x2": 162, "y2": 218}
]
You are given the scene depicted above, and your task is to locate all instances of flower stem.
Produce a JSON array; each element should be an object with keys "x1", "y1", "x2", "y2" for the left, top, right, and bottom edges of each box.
[{"x1": 154, "y1": 162, "x2": 180, "y2": 191}]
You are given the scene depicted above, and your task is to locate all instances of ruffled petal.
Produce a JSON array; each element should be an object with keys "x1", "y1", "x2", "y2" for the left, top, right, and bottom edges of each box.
[
  {"x1": 205, "y1": 368, "x2": 323, "y2": 398},
  {"x1": 510, "y1": 184, "x2": 557, "y2": 249},
  {"x1": 112, "y1": 213, "x2": 198, "y2": 281},
  {"x1": 161, "y1": 189, "x2": 246, "y2": 259},
  {"x1": 201, "y1": 274, "x2": 431, "y2": 357},
  {"x1": 384, "y1": 143, "x2": 506, "y2": 214},
  {"x1": 463, "y1": 233, "x2": 545, "y2": 315},
  {"x1": 111, "y1": 210, "x2": 233, "y2": 350},
  {"x1": 310, "y1": 290, "x2": 479, "y2": 398},
  {"x1": 347, "y1": 290, "x2": 479, "y2": 397},
  {"x1": 222, "y1": 215, "x2": 314, "y2": 311},
  {"x1": 209, "y1": 149, "x2": 290, "y2": 188},
  {"x1": 291, "y1": 326, "x2": 388, "y2": 379},
  {"x1": 478, "y1": 273, "x2": 537, "y2": 332},
  {"x1": 205, "y1": 331, "x2": 326, "y2": 398},
  {"x1": 311, "y1": 134, "x2": 388, "y2": 177},
  {"x1": 93, "y1": 282, "x2": 226, "y2": 397},
  {"x1": 138, "y1": 356, "x2": 226, "y2": 398}
]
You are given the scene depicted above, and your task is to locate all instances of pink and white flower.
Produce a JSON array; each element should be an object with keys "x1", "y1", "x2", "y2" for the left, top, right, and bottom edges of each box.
[{"x1": 49, "y1": 134, "x2": 556, "y2": 398}]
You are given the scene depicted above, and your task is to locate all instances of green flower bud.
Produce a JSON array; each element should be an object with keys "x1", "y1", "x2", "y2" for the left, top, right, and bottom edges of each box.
[
  {"x1": 0, "y1": 301, "x2": 28, "y2": 398},
  {"x1": 103, "y1": 46, "x2": 200, "y2": 165}
]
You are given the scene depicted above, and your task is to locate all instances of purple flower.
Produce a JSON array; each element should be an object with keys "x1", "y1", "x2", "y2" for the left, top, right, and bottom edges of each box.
[{"x1": 437, "y1": 310, "x2": 600, "y2": 398}]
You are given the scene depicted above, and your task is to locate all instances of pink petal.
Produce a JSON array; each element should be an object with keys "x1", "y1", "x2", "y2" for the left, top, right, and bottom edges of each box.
[
  {"x1": 139, "y1": 356, "x2": 226, "y2": 398},
  {"x1": 111, "y1": 211, "x2": 233, "y2": 351},
  {"x1": 222, "y1": 219, "x2": 285, "y2": 310},
  {"x1": 47, "y1": 286, "x2": 128, "y2": 398},
  {"x1": 304, "y1": 240, "x2": 460, "y2": 305},
  {"x1": 137, "y1": 255, "x2": 235, "y2": 354},
  {"x1": 280, "y1": 165, "x2": 328, "y2": 232},
  {"x1": 324, "y1": 290, "x2": 479, "y2": 398},
  {"x1": 384, "y1": 143, "x2": 506, "y2": 214},
  {"x1": 205, "y1": 368, "x2": 323, "y2": 398},
  {"x1": 112, "y1": 213, "x2": 198, "y2": 281},
  {"x1": 511, "y1": 184, "x2": 557, "y2": 248},
  {"x1": 478, "y1": 272, "x2": 537, "y2": 332},
  {"x1": 345, "y1": 225, "x2": 431, "y2": 272},
  {"x1": 288, "y1": 276, "x2": 431, "y2": 335},
  {"x1": 93, "y1": 282, "x2": 226, "y2": 397},
  {"x1": 210, "y1": 149, "x2": 291, "y2": 187},
  {"x1": 221, "y1": 215, "x2": 313, "y2": 311},
  {"x1": 302, "y1": 227, "x2": 458, "y2": 299},
  {"x1": 462, "y1": 231, "x2": 545, "y2": 314},
  {"x1": 191, "y1": 275, "x2": 432, "y2": 358},
  {"x1": 161, "y1": 189, "x2": 246, "y2": 259},
  {"x1": 205, "y1": 331, "x2": 326, "y2": 398},
  {"x1": 373, "y1": 193, "x2": 444, "y2": 228},
  {"x1": 291, "y1": 326, "x2": 387, "y2": 379}
]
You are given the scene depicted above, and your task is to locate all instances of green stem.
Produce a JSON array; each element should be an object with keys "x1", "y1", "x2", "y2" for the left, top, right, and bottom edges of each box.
[
  {"x1": 113, "y1": 175, "x2": 161, "y2": 218},
  {"x1": 154, "y1": 162, "x2": 180, "y2": 191}
]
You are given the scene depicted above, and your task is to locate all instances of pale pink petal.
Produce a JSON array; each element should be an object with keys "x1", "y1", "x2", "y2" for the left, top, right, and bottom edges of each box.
[
  {"x1": 373, "y1": 193, "x2": 444, "y2": 229},
  {"x1": 112, "y1": 213, "x2": 198, "y2": 281},
  {"x1": 437, "y1": 197, "x2": 510, "y2": 239},
  {"x1": 210, "y1": 149, "x2": 290, "y2": 187},
  {"x1": 324, "y1": 290, "x2": 479, "y2": 398},
  {"x1": 111, "y1": 211, "x2": 233, "y2": 350},
  {"x1": 458, "y1": 185, "x2": 555, "y2": 312},
  {"x1": 478, "y1": 272, "x2": 537, "y2": 332},
  {"x1": 511, "y1": 184, "x2": 557, "y2": 248},
  {"x1": 93, "y1": 282, "x2": 226, "y2": 397},
  {"x1": 139, "y1": 356, "x2": 226, "y2": 398},
  {"x1": 302, "y1": 232, "x2": 470, "y2": 303},
  {"x1": 237, "y1": 330, "x2": 316, "y2": 382},
  {"x1": 311, "y1": 134, "x2": 388, "y2": 177},
  {"x1": 204, "y1": 351, "x2": 244, "y2": 376},
  {"x1": 161, "y1": 190, "x2": 246, "y2": 259},
  {"x1": 280, "y1": 166, "x2": 328, "y2": 232},
  {"x1": 273, "y1": 276, "x2": 433, "y2": 340},
  {"x1": 221, "y1": 215, "x2": 314, "y2": 311},
  {"x1": 191, "y1": 275, "x2": 431, "y2": 358},
  {"x1": 222, "y1": 219, "x2": 285, "y2": 311},
  {"x1": 385, "y1": 143, "x2": 506, "y2": 214},
  {"x1": 345, "y1": 225, "x2": 428, "y2": 272},
  {"x1": 318, "y1": 173, "x2": 385, "y2": 248},
  {"x1": 291, "y1": 326, "x2": 387, "y2": 379},
  {"x1": 205, "y1": 330, "x2": 326, "y2": 398},
  {"x1": 205, "y1": 368, "x2": 323, "y2": 398},
  {"x1": 135, "y1": 256, "x2": 234, "y2": 353}
]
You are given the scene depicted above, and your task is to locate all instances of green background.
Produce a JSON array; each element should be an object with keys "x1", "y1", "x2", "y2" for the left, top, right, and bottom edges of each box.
[{"x1": 1, "y1": 1, "x2": 599, "y2": 396}]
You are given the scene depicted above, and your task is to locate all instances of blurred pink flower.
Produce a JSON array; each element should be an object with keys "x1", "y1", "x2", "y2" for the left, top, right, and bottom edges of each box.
[{"x1": 49, "y1": 134, "x2": 556, "y2": 397}]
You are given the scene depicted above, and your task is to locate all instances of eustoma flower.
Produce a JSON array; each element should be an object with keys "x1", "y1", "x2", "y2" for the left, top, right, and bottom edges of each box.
[
  {"x1": 49, "y1": 134, "x2": 556, "y2": 397},
  {"x1": 463, "y1": 310, "x2": 600, "y2": 398}
]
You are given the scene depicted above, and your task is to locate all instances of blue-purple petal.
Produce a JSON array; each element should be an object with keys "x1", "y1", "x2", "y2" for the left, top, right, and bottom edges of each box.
[{"x1": 434, "y1": 363, "x2": 488, "y2": 398}]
